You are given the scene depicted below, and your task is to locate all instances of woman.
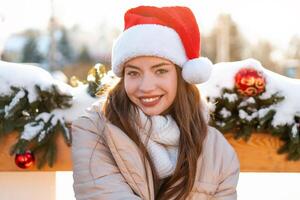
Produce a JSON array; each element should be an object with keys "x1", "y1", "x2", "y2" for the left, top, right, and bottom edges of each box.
[{"x1": 72, "y1": 6, "x2": 240, "y2": 200}]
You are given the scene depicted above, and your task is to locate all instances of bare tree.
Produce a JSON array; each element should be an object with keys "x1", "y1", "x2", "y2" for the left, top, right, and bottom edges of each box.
[
  {"x1": 250, "y1": 40, "x2": 277, "y2": 72},
  {"x1": 201, "y1": 14, "x2": 245, "y2": 63}
]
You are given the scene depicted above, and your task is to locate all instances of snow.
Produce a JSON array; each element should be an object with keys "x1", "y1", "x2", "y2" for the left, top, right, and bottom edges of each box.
[
  {"x1": 4, "y1": 89, "x2": 25, "y2": 118},
  {"x1": 18, "y1": 83, "x2": 97, "y2": 141},
  {"x1": 51, "y1": 84, "x2": 97, "y2": 122},
  {"x1": 238, "y1": 97, "x2": 256, "y2": 107},
  {"x1": 223, "y1": 93, "x2": 238, "y2": 103},
  {"x1": 291, "y1": 124, "x2": 298, "y2": 138},
  {"x1": 21, "y1": 113, "x2": 49, "y2": 141},
  {"x1": 0, "y1": 61, "x2": 100, "y2": 141},
  {"x1": 200, "y1": 59, "x2": 264, "y2": 98},
  {"x1": 258, "y1": 107, "x2": 274, "y2": 118},
  {"x1": 101, "y1": 70, "x2": 120, "y2": 86},
  {"x1": 199, "y1": 58, "x2": 300, "y2": 127},
  {"x1": 239, "y1": 110, "x2": 258, "y2": 122},
  {"x1": 216, "y1": 121, "x2": 226, "y2": 127},
  {"x1": 220, "y1": 108, "x2": 232, "y2": 118},
  {"x1": 51, "y1": 70, "x2": 68, "y2": 83},
  {"x1": 206, "y1": 101, "x2": 216, "y2": 112},
  {"x1": 0, "y1": 60, "x2": 100, "y2": 121},
  {"x1": 20, "y1": 112, "x2": 63, "y2": 141},
  {"x1": 0, "y1": 61, "x2": 72, "y2": 103}
]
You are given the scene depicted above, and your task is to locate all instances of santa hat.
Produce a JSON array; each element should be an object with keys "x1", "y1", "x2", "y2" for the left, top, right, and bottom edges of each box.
[{"x1": 111, "y1": 6, "x2": 213, "y2": 84}]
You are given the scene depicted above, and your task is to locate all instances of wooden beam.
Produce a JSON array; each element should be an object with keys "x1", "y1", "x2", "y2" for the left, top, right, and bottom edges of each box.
[
  {"x1": 225, "y1": 133, "x2": 300, "y2": 172},
  {"x1": 0, "y1": 132, "x2": 72, "y2": 171}
]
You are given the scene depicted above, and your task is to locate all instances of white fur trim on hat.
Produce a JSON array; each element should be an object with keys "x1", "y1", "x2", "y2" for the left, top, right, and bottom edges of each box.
[
  {"x1": 182, "y1": 57, "x2": 213, "y2": 84},
  {"x1": 112, "y1": 24, "x2": 188, "y2": 76}
]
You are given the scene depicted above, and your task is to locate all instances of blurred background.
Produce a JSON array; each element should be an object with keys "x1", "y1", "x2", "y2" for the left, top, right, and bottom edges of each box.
[
  {"x1": 1, "y1": 0, "x2": 300, "y2": 82},
  {"x1": 1, "y1": 0, "x2": 300, "y2": 199}
]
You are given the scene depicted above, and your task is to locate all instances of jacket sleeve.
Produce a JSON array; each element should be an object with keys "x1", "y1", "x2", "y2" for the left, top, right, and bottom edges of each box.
[
  {"x1": 213, "y1": 133, "x2": 240, "y2": 200},
  {"x1": 71, "y1": 112, "x2": 142, "y2": 200}
]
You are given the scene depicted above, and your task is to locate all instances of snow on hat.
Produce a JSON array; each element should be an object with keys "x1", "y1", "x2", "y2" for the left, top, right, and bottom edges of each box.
[{"x1": 111, "y1": 6, "x2": 213, "y2": 84}]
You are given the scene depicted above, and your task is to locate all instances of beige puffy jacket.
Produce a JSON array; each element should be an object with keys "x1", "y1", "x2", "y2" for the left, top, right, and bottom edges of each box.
[{"x1": 71, "y1": 103, "x2": 240, "y2": 200}]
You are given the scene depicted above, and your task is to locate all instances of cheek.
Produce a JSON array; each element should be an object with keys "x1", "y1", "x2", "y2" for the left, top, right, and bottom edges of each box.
[
  {"x1": 124, "y1": 77, "x2": 138, "y2": 97},
  {"x1": 168, "y1": 82, "x2": 177, "y2": 102},
  {"x1": 165, "y1": 71, "x2": 178, "y2": 99}
]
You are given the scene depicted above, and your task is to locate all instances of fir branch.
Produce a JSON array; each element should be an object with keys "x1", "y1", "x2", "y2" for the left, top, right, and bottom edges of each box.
[
  {"x1": 208, "y1": 86, "x2": 300, "y2": 161},
  {"x1": 1, "y1": 81, "x2": 73, "y2": 168}
]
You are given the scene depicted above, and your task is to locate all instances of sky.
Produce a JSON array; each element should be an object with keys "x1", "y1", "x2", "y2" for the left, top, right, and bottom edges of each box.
[{"x1": 1, "y1": 0, "x2": 300, "y2": 50}]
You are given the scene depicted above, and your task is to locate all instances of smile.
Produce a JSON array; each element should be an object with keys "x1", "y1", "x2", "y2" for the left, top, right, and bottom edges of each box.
[
  {"x1": 139, "y1": 95, "x2": 163, "y2": 107},
  {"x1": 141, "y1": 96, "x2": 160, "y2": 102}
]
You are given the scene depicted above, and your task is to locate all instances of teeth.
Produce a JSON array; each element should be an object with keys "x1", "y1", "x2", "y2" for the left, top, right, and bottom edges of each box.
[{"x1": 141, "y1": 96, "x2": 160, "y2": 103}]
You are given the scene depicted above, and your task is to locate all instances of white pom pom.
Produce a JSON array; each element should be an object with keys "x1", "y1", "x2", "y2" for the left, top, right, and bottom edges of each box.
[{"x1": 182, "y1": 57, "x2": 213, "y2": 84}]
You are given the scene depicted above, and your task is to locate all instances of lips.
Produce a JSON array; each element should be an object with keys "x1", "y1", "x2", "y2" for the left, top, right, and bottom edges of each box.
[{"x1": 139, "y1": 95, "x2": 163, "y2": 107}]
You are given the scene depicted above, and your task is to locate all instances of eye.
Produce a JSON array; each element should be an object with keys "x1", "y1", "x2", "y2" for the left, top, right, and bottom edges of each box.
[
  {"x1": 156, "y1": 69, "x2": 168, "y2": 74},
  {"x1": 126, "y1": 71, "x2": 139, "y2": 77}
]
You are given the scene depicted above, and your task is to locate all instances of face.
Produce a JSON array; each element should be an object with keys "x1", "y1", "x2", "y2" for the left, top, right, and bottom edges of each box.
[{"x1": 124, "y1": 56, "x2": 178, "y2": 116}]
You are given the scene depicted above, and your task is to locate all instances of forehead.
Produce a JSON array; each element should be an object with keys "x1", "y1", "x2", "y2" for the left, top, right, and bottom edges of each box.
[{"x1": 124, "y1": 56, "x2": 173, "y2": 69}]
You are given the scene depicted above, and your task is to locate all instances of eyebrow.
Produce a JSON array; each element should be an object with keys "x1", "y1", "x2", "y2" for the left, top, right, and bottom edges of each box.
[{"x1": 124, "y1": 62, "x2": 172, "y2": 70}]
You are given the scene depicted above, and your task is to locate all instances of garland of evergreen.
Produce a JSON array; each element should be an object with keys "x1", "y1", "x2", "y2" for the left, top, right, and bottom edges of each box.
[
  {"x1": 0, "y1": 85, "x2": 73, "y2": 168},
  {"x1": 0, "y1": 63, "x2": 110, "y2": 169},
  {"x1": 208, "y1": 87, "x2": 300, "y2": 160}
]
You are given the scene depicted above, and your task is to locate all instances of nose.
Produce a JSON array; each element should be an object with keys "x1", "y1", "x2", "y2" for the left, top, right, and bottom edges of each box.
[{"x1": 139, "y1": 73, "x2": 156, "y2": 93}]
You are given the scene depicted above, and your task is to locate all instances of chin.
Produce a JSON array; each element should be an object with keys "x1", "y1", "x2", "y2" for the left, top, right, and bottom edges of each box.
[{"x1": 140, "y1": 107, "x2": 164, "y2": 116}]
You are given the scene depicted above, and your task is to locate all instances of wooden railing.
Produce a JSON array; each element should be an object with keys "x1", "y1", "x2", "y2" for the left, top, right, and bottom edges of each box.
[
  {"x1": 0, "y1": 132, "x2": 72, "y2": 171},
  {"x1": 225, "y1": 133, "x2": 300, "y2": 172}
]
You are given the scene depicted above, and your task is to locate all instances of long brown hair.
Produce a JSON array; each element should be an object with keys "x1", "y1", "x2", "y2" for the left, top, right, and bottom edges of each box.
[{"x1": 103, "y1": 65, "x2": 208, "y2": 199}]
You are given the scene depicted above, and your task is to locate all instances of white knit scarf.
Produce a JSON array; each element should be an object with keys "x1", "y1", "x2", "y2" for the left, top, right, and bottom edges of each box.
[{"x1": 134, "y1": 108, "x2": 180, "y2": 179}]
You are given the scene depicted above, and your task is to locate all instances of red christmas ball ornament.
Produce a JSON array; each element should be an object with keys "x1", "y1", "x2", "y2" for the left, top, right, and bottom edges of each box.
[
  {"x1": 15, "y1": 150, "x2": 35, "y2": 169},
  {"x1": 235, "y1": 68, "x2": 266, "y2": 96}
]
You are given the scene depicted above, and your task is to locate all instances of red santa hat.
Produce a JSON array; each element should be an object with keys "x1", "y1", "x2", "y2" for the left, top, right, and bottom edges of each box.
[{"x1": 111, "y1": 6, "x2": 213, "y2": 84}]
